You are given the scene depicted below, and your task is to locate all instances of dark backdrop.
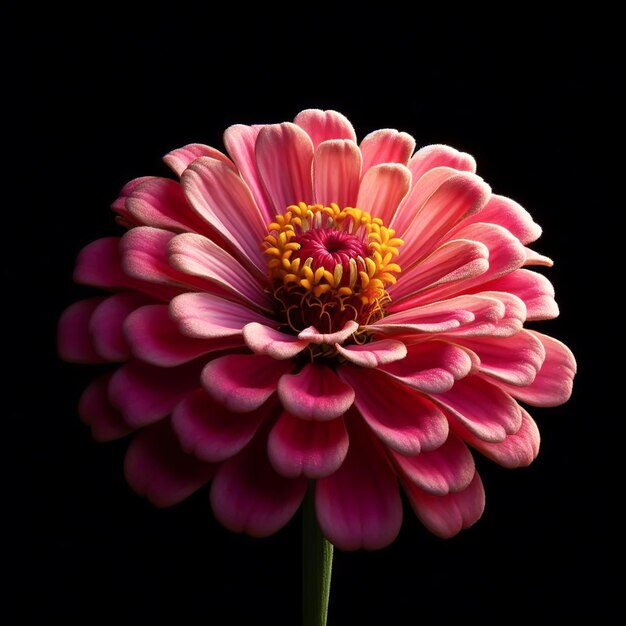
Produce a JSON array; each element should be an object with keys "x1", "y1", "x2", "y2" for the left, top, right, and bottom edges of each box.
[{"x1": 8, "y1": 7, "x2": 620, "y2": 623}]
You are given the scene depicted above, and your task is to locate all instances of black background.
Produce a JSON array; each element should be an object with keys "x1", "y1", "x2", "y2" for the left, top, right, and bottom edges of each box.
[{"x1": 8, "y1": 6, "x2": 621, "y2": 623}]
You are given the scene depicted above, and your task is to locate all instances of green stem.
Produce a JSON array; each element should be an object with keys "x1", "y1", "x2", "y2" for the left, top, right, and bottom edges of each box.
[{"x1": 302, "y1": 485, "x2": 334, "y2": 626}]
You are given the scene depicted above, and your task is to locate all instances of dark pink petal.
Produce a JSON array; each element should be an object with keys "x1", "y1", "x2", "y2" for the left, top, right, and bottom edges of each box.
[
  {"x1": 210, "y1": 429, "x2": 308, "y2": 537},
  {"x1": 340, "y1": 366, "x2": 448, "y2": 455},
  {"x1": 390, "y1": 166, "x2": 460, "y2": 234},
  {"x1": 376, "y1": 294, "x2": 506, "y2": 334},
  {"x1": 120, "y1": 227, "x2": 207, "y2": 291},
  {"x1": 408, "y1": 144, "x2": 476, "y2": 182},
  {"x1": 277, "y1": 364, "x2": 355, "y2": 421},
  {"x1": 163, "y1": 143, "x2": 236, "y2": 177},
  {"x1": 335, "y1": 338, "x2": 407, "y2": 368},
  {"x1": 433, "y1": 375, "x2": 522, "y2": 442},
  {"x1": 268, "y1": 412, "x2": 349, "y2": 478},
  {"x1": 377, "y1": 341, "x2": 473, "y2": 393},
  {"x1": 404, "y1": 472, "x2": 485, "y2": 538},
  {"x1": 125, "y1": 177, "x2": 206, "y2": 232},
  {"x1": 313, "y1": 139, "x2": 362, "y2": 207},
  {"x1": 124, "y1": 420, "x2": 215, "y2": 507},
  {"x1": 498, "y1": 332, "x2": 576, "y2": 407},
  {"x1": 294, "y1": 109, "x2": 357, "y2": 147},
  {"x1": 58, "y1": 298, "x2": 106, "y2": 363},
  {"x1": 452, "y1": 194, "x2": 542, "y2": 245},
  {"x1": 172, "y1": 389, "x2": 269, "y2": 462},
  {"x1": 90, "y1": 293, "x2": 151, "y2": 361},
  {"x1": 455, "y1": 329, "x2": 546, "y2": 387},
  {"x1": 74, "y1": 236, "x2": 175, "y2": 301},
  {"x1": 469, "y1": 269, "x2": 558, "y2": 321},
  {"x1": 170, "y1": 292, "x2": 272, "y2": 339},
  {"x1": 182, "y1": 157, "x2": 268, "y2": 273},
  {"x1": 168, "y1": 232, "x2": 272, "y2": 311},
  {"x1": 298, "y1": 320, "x2": 359, "y2": 345},
  {"x1": 243, "y1": 323, "x2": 309, "y2": 359},
  {"x1": 400, "y1": 223, "x2": 528, "y2": 309},
  {"x1": 124, "y1": 304, "x2": 239, "y2": 367},
  {"x1": 255, "y1": 122, "x2": 314, "y2": 213},
  {"x1": 356, "y1": 163, "x2": 411, "y2": 226},
  {"x1": 389, "y1": 238, "x2": 489, "y2": 304},
  {"x1": 451, "y1": 407, "x2": 540, "y2": 468},
  {"x1": 202, "y1": 354, "x2": 294, "y2": 413},
  {"x1": 78, "y1": 374, "x2": 133, "y2": 441},
  {"x1": 359, "y1": 129, "x2": 416, "y2": 173},
  {"x1": 223, "y1": 124, "x2": 274, "y2": 223},
  {"x1": 392, "y1": 433, "x2": 475, "y2": 495},
  {"x1": 112, "y1": 176, "x2": 155, "y2": 221},
  {"x1": 399, "y1": 172, "x2": 491, "y2": 269},
  {"x1": 316, "y1": 414, "x2": 403, "y2": 550},
  {"x1": 109, "y1": 360, "x2": 201, "y2": 428}
]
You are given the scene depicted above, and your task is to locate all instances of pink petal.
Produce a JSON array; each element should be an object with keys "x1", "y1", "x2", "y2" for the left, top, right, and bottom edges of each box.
[
  {"x1": 390, "y1": 166, "x2": 461, "y2": 234},
  {"x1": 335, "y1": 338, "x2": 407, "y2": 368},
  {"x1": 524, "y1": 247, "x2": 554, "y2": 266},
  {"x1": 202, "y1": 354, "x2": 294, "y2": 413},
  {"x1": 433, "y1": 375, "x2": 522, "y2": 442},
  {"x1": 498, "y1": 331, "x2": 576, "y2": 407},
  {"x1": 124, "y1": 304, "x2": 239, "y2": 367},
  {"x1": 405, "y1": 472, "x2": 485, "y2": 538},
  {"x1": 255, "y1": 122, "x2": 314, "y2": 213},
  {"x1": 125, "y1": 177, "x2": 206, "y2": 232},
  {"x1": 277, "y1": 364, "x2": 355, "y2": 421},
  {"x1": 210, "y1": 429, "x2": 308, "y2": 537},
  {"x1": 268, "y1": 412, "x2": 349, "y2": 478},
  {"x1": 377, "y1": 341, "x2": 474, "y2": 393},
  {"x1": 452, "y1": 407, "x2": 540, "y2": 468},
  {"x1": 316, "y1": 414, "x2": 403, "y2": 550},
  {"x1": 455, "y1": 329, "x2": 546, "y2": 387},
  {"x1": 243, "y1": 323, "x2": 309, "y2": 359},
  {"x1": 120, "y1": 227, "x2": 207, "y2": 291},
  {"x1": 73, "y1": 236, "x2": 175, "y2": 301},
  {"x1": 168, "y1": 232, "x2": 272, "y2": 311},
  {"x1": 170, "y1": 291, "x2": 272, "y2": 340},
  {"x1": 182, "y1": 157, "x2": 268, "y2": 273},
  {"x1": 390, "y1": 238, "x2": 489, "y2": 304},
  {"x1": 163, "y1": 143, "x2": 236, "y2": 177},
  {"x1": 359, "y1": 128, "x2": 416, "y2": 173},
  {"x1": 399, "y1": 223, "x2": 528, "y2": 310},
  {"x1": 172, "y1": 388, "x2": 269, "y2": 462},
  {"x1": 393, "y1": 433, "x2": 475, "y2": 495},
  {"x1": 89, "y1": 293, "x2": 151, "y2": 361},
  {"x1": 58, "y1": 298, "x2": 106, "y2": 363},
  {"x1": 399, "y1": 172, "x2": 492, "y2": 269},
  {"x1": 453, "y1": 193, "x2": 542, "y2": 245},
  {"x1": 112, "y1": 176, "x2": 155, "y2": 221},
  {"x1": 109, "y1": 360, "x2": 201, "y2": 428},
  {"x1": 223, "y1": 124, "x2": 274, "y2": 223},
  {"x1": 313, "y1": 139, "x2": 362, "y2": 207},
  {"x1": 294, "y1": 109, "x2": 357, "y2": 147},
  {"x1": 298, "y1": 320, "x2": 359, "y2": 345},
  {"x1": 356, "y1": 163, "x2": 411, "y2": 226},
  {"x1": 78, "y1": 374, "x2": 133, "y2": 441},
  {"x1": 125, "y1": 420, "x2": 215, "y2": 507},
  {"x1": 375, "y1": 293, "x2": 506, "y2": 335},
  {"x1": 408, "y1": 144, "x2": 477, "y2": 182},
  {"x1": 471, "y1": 269, "x2": 558, "y2": 321},
  {"x1": 340, "y1": 366, "x2": 449, "y2": 455}
]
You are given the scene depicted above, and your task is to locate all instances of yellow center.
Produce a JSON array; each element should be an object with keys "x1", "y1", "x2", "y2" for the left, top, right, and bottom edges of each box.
[{"x1": 263, "y1": 202, "x2": 403, "y2": 336}]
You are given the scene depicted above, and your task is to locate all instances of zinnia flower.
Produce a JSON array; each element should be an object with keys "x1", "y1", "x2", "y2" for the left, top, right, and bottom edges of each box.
[{"x1": 59, "y1": 109, "x2": 575, "y2": 550}]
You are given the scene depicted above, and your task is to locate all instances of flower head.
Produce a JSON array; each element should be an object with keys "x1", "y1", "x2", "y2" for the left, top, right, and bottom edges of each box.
[{"x1": 59, "y1": 109, "x2": 576, "y2": 549}]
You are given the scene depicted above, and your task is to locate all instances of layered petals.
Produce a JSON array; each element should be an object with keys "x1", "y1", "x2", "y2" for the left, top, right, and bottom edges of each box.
[
  {"x1": 359, "y1": 128, "x2": 416, "y2": 172},
  {"x1": 313, "y1": 139, "x2": 362, "y2": 208},
  {"x1": 408, "y1": 144, "x2": 477, "y2": 182},
  {"x1": 294, "y1": 109, "x2": 357, "y2": 147},
  {"x1": 356, "y1": 163, "x2": 411, "y2": 226}
]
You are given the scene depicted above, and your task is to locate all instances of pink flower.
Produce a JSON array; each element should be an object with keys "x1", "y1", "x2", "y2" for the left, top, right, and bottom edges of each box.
[{"x1": 59, "y1": 109, "x2": 576, "y2": 550}]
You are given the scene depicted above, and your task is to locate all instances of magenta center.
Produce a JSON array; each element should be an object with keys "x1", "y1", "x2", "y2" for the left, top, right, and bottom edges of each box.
[{"x1": 293, "y1": 228, "x2": 368, "y2": 271}]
